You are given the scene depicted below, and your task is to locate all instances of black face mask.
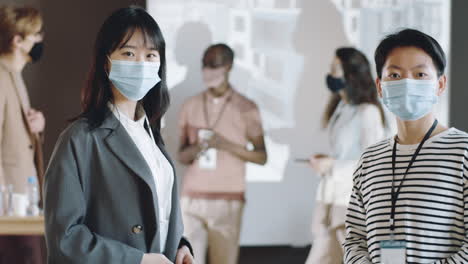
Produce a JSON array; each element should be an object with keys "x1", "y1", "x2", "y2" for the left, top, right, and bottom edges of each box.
[
  {"x1": 29, "y1": 42, "x2": 44, "y2": 63},
  {"x1": 326, "y1": 74, "x2": 345, "y2": 93}
]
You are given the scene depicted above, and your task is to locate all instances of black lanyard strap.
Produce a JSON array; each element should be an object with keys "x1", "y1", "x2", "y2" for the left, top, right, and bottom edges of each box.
[{"x1": 389, "y1": 119, "x2": 438, "y2": 232}]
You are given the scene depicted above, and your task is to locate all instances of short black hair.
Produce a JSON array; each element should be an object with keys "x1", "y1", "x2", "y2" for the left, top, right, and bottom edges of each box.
[
  {"x1": 202, "y1": 43, "x2": 235, "y2": 68},
  {"x1": 374, "y1": 28, "x2": 446, "y2": 78}
]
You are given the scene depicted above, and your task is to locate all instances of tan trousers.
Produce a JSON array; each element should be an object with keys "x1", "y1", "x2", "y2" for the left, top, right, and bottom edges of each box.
[
  {"x1": 305, "y1": 203, "x2": 347, "y2": 264},
  {"x1": 181, "y1": 197, "x2": 244, "y2": 264}
]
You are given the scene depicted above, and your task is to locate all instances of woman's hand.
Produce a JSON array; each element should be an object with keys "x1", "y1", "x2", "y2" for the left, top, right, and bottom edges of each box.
[
  {"x1": 309, "y1": 154, "x2": 334, "y2": 175},
  {"x1": 141, "y1": 253, "x2": 173, "y2": 264},
  {"x1": 176, "y1": 246, "x2": 194, "y2": 264}
]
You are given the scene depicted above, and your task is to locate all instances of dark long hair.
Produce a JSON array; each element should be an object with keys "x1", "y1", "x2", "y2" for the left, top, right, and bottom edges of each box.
[
  {"x1": 323, "y1": 47, "x2": 386, "y2": 127},
  {"x1": 76, "y1": 6, "x2": 169, "y2": 134}
]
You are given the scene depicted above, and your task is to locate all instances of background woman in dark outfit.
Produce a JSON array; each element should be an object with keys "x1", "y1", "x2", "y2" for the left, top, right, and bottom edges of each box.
[{"x1": 44, "y1": 6, "x2": 193, "y2": 264}]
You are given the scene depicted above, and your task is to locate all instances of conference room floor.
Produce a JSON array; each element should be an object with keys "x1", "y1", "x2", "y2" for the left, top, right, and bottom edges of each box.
[{"x1": 239, "y1": 246, "x2": 310, "y2": 264}]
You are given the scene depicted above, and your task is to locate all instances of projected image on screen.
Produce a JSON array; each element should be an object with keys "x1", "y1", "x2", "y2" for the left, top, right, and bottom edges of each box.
[
  {"x1": 149, "y1": 0, "x2": 450, "y2": 184},
  {"x1": 150, "y1": 0, "x2": 304, "y2": 182},
  {"x1": 149, "y1": 0, "x2": 451, "y2": 245}
]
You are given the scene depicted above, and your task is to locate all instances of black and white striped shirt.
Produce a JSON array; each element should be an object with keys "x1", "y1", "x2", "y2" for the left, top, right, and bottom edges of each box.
[{"x1": 344, "y1": 128, "x2": 468, "y2": 264}]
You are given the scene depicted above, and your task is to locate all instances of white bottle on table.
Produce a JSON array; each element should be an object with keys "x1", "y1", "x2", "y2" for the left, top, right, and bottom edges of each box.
[
  {"x1": 26, "y1": 176, "x2": 40, "y2": 216},
  {"x1": 6, "y1": 184, "x2": 13, "y2": 216}
]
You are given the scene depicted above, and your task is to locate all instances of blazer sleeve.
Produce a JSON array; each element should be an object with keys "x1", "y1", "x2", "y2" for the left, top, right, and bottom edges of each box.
[
  {"x1": 43, "y1": 129, "x2": 144, "y2": 264},
  {"x1": 0, "y1": 85, "x2": 5, "y2": 186},
  {"x1": 178, "y1": 237, "x2": 194, "y2": 257}
]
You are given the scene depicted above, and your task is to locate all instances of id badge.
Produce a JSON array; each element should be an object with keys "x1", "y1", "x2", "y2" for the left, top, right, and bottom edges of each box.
[
  {"x1": 380, "y1": 240, "x2": 406, "y2": 264},
  {"x1": 197, "y1": 129, "x2": 217, "y2": 170},
  {"x1": 199, "y1": 148, "x2": 217, "y2": 170},
  {"x1": 198, "y1": 129, "x2": 214, "y2": 141}
]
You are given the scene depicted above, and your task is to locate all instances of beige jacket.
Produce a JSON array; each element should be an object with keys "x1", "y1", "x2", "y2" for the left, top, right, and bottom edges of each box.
[{"x1": 0, "y1": 59, "x2": 44, "y2": 194}]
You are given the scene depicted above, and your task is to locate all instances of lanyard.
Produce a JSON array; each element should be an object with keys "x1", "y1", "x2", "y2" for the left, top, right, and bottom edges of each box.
[
  {"x1": 203, "y1": 90, "x2": 232, "y2": 130},
  {"x1": 389, "y1": 119, "x2": 438, "y2": 234}
]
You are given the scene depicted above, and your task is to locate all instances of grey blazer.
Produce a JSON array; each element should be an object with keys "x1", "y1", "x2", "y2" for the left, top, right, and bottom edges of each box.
[{"x1": 44, "y1": 113, "x2": 191, "y2": 264}]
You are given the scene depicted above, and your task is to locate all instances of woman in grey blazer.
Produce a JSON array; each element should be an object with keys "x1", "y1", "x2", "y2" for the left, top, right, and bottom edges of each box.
[{"x1": 43, "y1": 7, "x2": 193, "y2": 264}]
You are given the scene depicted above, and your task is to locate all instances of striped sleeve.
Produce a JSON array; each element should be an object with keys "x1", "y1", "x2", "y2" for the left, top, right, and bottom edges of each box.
[
  {"x1": 343, "y1": 158, "x2": 372, "y2": 264},
  {"x1": 434, "y1": 154, "x2": 468, "y2": 264}
]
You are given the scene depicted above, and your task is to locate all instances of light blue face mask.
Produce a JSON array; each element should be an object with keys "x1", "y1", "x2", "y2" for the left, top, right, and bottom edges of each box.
[
  {"x1": 381, "y1": 78, "x2": 438, "y2": 121},
  {"x1": 109, "y1": 60, "x2": 161, "y2": 101}
]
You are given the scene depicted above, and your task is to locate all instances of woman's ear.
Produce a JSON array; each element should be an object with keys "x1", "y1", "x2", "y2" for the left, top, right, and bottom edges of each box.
[
  {"x1": 376, "y1": 78, "x2": 383, "y2": 98},
  {"x1": 436, "y1": 74, "x2": 447, "y2": 96},
  {"x1": 12, "y1": 35, "x2": 24, "y2": 50}
]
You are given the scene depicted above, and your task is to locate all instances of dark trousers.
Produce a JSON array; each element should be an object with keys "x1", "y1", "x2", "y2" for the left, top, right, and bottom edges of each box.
[{"x1": 0, "y1": 236, "x2": 46, "y2": 264}]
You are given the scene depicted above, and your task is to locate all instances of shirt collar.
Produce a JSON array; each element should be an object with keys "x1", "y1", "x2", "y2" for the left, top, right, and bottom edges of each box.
[
  {"x1": 108, "y1": 103, "x2": 148, "y2": 129},
  {"x1": 205, "y1": 88, "x2": 234, "y2": 105}
]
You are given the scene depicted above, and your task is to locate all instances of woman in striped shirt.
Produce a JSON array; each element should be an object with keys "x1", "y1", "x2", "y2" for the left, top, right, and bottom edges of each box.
[{"x1": 344, "y1": 29, "x2": 468, "y2": 264}]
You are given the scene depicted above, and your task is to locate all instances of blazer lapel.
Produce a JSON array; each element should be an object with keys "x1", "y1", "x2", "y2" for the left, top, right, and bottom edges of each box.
[
  {"x1": 7, "y1": 69, "x2": 44, "y2": 190},
  {"x1": 9, "y1": 72, "x2": 33, "y2": 131},
  {"x1": 102, "y1": 113, "x2": 161, "y2": 228},
  {"x1": 153, "y1": 136, "x2": 183, "y2": 257},
  {"x1": 12, "y1": 73, "x2": 31, "y2": 113}
]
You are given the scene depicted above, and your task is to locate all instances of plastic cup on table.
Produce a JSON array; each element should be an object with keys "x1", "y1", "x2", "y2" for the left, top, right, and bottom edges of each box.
[{"x1": 11, "y1": 193, "x2": 28, "y2": 217}]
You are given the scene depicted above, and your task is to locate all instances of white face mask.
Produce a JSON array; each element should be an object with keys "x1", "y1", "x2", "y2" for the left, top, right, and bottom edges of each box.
[
  {"x1": 202, "y1": 67, "x2": 226, "y2": 89},
  {"x1": 109, "y1": 60, "x2": 161, "y2": 101},
  {"x1": 381, "y1": 78, "x2": 439, "y2": 121}
]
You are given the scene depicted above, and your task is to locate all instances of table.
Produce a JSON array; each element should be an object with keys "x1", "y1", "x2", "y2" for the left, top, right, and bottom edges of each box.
[{"x1": 0, "y1": 216, "x2": 44, "y2": 235}]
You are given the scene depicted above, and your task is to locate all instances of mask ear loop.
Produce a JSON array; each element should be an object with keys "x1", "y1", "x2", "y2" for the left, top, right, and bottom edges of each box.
[
  {"x1": 105, "y1": 56, "x2": 112, "y2": 77},
  {"x1": 105, "y1": 56, "x2": 119, "y2": 114}
]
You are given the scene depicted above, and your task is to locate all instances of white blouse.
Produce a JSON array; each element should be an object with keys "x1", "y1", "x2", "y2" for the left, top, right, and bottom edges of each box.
[
  {"x1": 110, "y1": 104, "x2": 174, "y2": 251},
  {"x1": 316, "y1": 101, "x2": 386, "y2": 206}
]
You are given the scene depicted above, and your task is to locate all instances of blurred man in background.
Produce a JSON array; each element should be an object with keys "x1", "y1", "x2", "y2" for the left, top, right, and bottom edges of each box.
[{"x1": 178, "y1": 43, "x2": 267, "y2": 264}]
